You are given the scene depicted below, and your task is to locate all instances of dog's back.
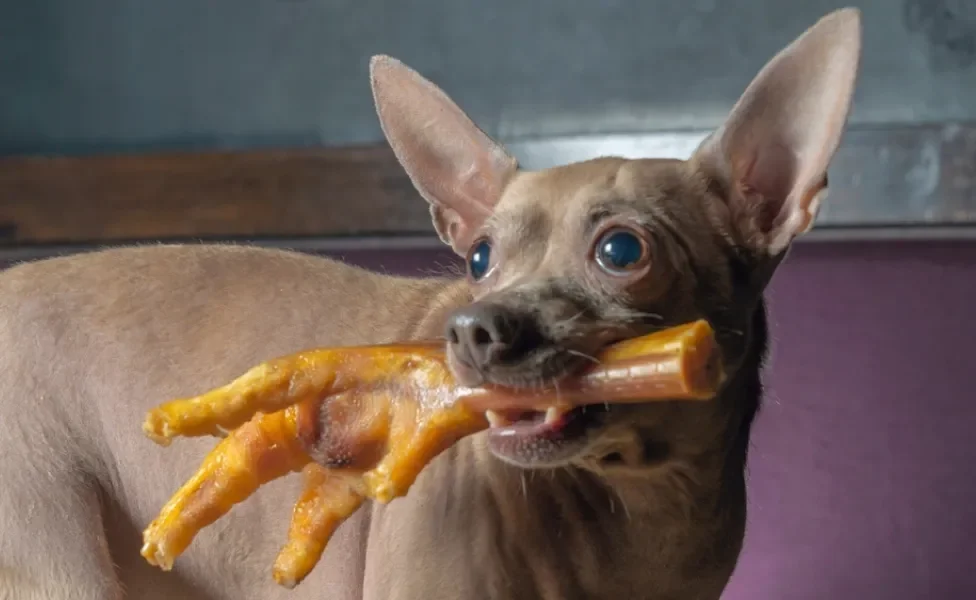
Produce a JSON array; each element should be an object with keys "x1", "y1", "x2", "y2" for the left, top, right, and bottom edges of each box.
[{"x1": 0, "y1": 244, "x2": 454, "y2": 599}]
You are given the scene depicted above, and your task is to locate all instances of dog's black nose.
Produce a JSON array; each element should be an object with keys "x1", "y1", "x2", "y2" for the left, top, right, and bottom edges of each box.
[{"x1": 446, "y1": 304, "x2": 536, "y2": 370}]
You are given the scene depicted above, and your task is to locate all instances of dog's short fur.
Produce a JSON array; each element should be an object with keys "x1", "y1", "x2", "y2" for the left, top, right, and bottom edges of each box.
[{"x1": 0, "y1": 9, "x2": 861, "y2": 600}]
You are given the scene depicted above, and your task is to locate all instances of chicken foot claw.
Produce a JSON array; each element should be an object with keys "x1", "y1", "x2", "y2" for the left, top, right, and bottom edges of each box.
[
  {"x1": 272, "y1": 465, "x2": 365, "y2": 589},
  {"x1": 141, "y1": 407, "x2": 312, "y2": 570}
]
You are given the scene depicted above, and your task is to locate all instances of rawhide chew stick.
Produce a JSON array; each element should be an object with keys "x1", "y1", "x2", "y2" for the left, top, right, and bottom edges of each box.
[
  {"x1": 141, "y1": 319, "x2": 723, "y2": 587},
  {"x1": 457, "y1": 319, "x2": 722, "y2": 412}
]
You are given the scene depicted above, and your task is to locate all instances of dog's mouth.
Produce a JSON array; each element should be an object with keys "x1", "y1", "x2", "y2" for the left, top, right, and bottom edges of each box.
[
  {"x1": 448, "y1": 329, "x2": 641, "y2": 467},
  {"x1": 482, "y1": 404, "x2": 610, "y2": 467},
  {"x1": 484, "y1": 403, "x2": 608, "y2": 437},
  {"x1": 475, "y1": 345, "x2": 622, "y2": 467}
]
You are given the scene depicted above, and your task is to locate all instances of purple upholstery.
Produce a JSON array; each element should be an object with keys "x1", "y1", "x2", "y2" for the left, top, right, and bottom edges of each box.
[{"x1": 328, "y1": 241, "x2": 976, "y2": 599}]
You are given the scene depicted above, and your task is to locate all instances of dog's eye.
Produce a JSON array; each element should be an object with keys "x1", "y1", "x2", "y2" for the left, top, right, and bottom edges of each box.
[
  {"x1": 595, "y1": 228, "x2": 647, "y2": 273},
  {"x1": 467, "y1": 239, "x2": 492, "y2": 281}
]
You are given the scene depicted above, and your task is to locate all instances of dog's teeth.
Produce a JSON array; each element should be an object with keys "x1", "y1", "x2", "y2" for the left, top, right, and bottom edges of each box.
[
  {"x1": 544, "y1": 406, "x2": 569, "y2": 425},
  {"x1": 485, "y1": 410, "x2": 508, "y2": 428}
]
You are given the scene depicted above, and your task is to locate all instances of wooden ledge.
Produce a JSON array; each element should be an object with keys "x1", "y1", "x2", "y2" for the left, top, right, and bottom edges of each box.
[{"x1": 0, "y1": 122, "x2": 974, "y2": 247}]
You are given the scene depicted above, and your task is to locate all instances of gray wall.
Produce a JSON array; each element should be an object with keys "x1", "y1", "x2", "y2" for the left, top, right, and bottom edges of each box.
[
  {"x1": 3, "y1": 0, "x2": 975, "y2": 155},
  {"x1": 334, "y1": 241, "x2": 976, "y2": 600}
]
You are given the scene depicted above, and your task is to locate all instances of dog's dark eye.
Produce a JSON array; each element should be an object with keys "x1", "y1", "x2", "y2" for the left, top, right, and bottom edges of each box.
[
  {"x1": 467, "y1": 239, "x2": 492, "y2": 280},
  {"x1": 595, "y1": 228, "x2": 647, "y2": 273}
]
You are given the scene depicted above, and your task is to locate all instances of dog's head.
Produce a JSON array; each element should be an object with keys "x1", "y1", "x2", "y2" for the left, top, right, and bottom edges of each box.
[{"x1": 371, "y1": 9, "x2": 861, "y2": 470}]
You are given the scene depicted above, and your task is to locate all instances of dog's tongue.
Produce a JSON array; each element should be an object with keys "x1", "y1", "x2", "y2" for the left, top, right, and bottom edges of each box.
[
  {"x1": 456, "y1": 320, "x2": 724, "y2": 414},
  {"x1": 485, "y1": 407, "x2": 569, "y2": 431}
]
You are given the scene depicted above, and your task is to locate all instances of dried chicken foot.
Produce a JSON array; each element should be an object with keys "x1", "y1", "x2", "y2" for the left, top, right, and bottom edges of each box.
[
  {"x1": 143, "y1": 320, "x2": 722, "y2": 448},
  {"x1": 272, "y1": 465, "x2": 365, "y2": 589},
  {"x1": 140, "y1": 406, "x2": 312, "y2": 570},
  {"x1": 141, "y1": 320, "x2": 722, "y2": 583}
]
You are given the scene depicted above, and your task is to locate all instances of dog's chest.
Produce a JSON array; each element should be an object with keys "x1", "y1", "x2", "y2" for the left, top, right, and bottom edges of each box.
[{"x1": 356, "y1": 442, "x2": 730, "y2": 600}]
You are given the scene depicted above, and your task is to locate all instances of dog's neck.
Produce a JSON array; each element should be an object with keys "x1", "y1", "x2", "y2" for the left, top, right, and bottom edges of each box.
[{"x1": 470, "y1": 318, "x2": 762, "y2": 598}]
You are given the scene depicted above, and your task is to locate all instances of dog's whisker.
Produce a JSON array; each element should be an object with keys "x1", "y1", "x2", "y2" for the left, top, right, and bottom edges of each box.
[
  {"x1": 615, "y1": 487, "x2": 633, "y2": 522},
  {"x1": 716, "y1": 326, "x2": 745, "y2": 337},
  {"x1": 565, "y1": 349, "x2": 601, "y2": 365},
  {"x1": 564, "y1": 310, "x2": 586, "y2": 325},
  {"x1": 627, "y1": 310, "x2": 664, "y2": 321},
  {"x1": 548, "y1": 310, "x2": 587, "y2": 334}
]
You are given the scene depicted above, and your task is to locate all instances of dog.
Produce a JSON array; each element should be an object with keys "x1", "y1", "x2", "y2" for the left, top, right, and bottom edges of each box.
[{"x1": 0, "y1": 8, "x2": 861, "y2": 600}]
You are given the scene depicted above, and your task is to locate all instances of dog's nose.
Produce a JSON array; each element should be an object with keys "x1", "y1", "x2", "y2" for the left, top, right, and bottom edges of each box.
[{"x1": 446, "y1": 304, "x2": 535, "y2": 370}]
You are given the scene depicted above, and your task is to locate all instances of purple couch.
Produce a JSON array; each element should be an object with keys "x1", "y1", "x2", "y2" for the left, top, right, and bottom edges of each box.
[{"x1": 329, "y1": 240, "x2": 976, "y2": 600}]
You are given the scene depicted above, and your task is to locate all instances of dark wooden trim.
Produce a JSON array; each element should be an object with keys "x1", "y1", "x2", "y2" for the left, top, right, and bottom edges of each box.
[
  {"x1": 0, "y1": 144, "x2": 432, "y2": 246},
  {"x1": 0, "y1": 122, "x2": 974, "y2": 247}
]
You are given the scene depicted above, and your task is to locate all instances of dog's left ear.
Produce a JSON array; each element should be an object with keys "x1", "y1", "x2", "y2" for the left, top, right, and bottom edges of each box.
[
  {"x1": 692, "y1": 8, "x2": 862, "y2": 256},
  {"x1": 370, "y1": 55, "x2": 518, "y2": 255}
]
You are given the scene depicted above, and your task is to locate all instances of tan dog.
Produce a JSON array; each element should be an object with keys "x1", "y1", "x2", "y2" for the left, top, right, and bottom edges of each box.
[{"x1": 0, "y1": 9, "x2": 861, "y2": 600}]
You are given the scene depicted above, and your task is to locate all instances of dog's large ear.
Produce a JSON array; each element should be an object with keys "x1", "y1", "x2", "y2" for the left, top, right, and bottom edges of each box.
[
  {"x1": 370, "y1": 56, "x2": 518, "y2": 254},
  {"x1": 692, "y1": 8, "x2": 862, "y2": 256}
]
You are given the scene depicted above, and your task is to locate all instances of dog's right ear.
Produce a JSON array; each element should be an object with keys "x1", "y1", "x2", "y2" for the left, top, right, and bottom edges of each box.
[
  {"x1": 370, "y1": 56, "x2": 518, "y2": 255},
  {"x1": 691, "y1": 8, "x2": 862, "y2": 257}
]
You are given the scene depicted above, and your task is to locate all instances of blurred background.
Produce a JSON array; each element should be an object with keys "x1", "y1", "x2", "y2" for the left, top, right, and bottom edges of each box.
[{"x1": 2, "y1": 1, "x2": 974, "y2": 598}]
